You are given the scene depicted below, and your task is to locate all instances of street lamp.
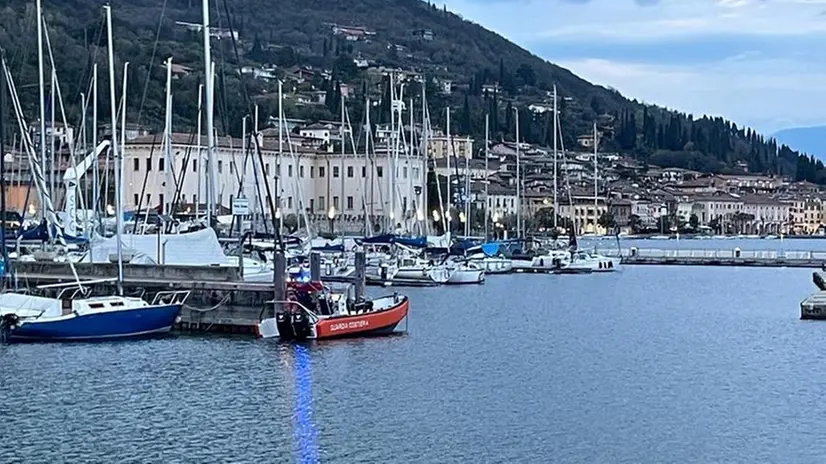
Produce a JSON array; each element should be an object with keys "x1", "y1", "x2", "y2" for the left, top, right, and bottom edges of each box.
[
  {"x1": 275, "y1": 208, "x2": 282, "y2": 219},
  {"x1": 327, "y1": 206, "x2": 336, "y2": 234},
  {"x1": 417, "y1": 209, "x2": 424, "y2": 222}
]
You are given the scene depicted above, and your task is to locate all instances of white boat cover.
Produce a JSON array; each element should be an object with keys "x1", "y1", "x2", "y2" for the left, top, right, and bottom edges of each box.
[
  {"x1": 81, "y1": 228, "x2": 230, "y2": 266},
  {"x1": 0, "y1": 293, "x2": 61, "y2": 318}
]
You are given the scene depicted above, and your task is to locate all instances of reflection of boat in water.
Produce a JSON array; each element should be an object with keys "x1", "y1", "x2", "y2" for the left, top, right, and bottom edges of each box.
[{"x1": 256, "y1": 281, "x2": 409, "y2": 341}]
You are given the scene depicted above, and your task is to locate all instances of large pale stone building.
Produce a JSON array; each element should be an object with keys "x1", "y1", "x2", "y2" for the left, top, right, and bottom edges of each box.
[{"x1": 122, "y1": 133, "x2": 426, "y2": 231}]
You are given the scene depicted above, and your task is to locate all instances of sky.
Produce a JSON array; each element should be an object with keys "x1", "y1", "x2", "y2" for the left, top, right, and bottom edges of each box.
[{"x1": 444, "y1": 0, "x2": 826, "y2": 134}]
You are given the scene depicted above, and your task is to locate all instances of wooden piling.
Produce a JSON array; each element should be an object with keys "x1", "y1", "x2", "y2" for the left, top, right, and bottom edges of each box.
[
  {"x1": 273, "y1": 251, "x2": 286, "y2": 317},
  {"x1": 310, "y1": 252, "x2": 321, "y2": 281},
  {"x1": 354, "y1": 250, "x2": 366, "y2": 299}
]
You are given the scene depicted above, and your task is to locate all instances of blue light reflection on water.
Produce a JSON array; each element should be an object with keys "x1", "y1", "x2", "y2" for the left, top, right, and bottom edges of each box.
[{"x1": 293, "y1": 343, "x2": 319, "y2": 464}]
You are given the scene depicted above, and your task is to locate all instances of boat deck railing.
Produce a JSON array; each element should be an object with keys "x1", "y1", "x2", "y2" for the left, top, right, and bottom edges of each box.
[
  {"x1": 267, "y1": 300, "x2": 320, "y2": 324},
  {"x1": 152, "y1": 291, "x2": 191, "y2": 306}
]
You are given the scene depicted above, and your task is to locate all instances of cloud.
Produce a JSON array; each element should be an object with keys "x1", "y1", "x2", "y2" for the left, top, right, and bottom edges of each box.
[{"x1": 445, "y1": 0, "x2": 826, "y2": 132}]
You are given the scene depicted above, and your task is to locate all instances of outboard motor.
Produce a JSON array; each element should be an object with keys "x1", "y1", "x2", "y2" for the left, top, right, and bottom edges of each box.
[
  {"x1": 0, "y1": 313, "x2": 20, "y2": 343},
  {"x1": 275, "y1": 311, "x2": 293, "y2": 341},
  {"x1": 291, "y1": 311, "x2": 313, "y2": 340}
]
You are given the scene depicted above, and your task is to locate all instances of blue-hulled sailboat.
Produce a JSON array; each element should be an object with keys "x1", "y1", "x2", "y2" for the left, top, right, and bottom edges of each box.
[{"x1": 0, "y1": 11, "x2": 189, "y2": 342}]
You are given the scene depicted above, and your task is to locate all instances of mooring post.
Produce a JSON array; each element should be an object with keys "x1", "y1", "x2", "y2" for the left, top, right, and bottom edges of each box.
[
  {"x1": 310, "y1": 252, "x2": 321, "y2": 281},
  {"x1": 354, "y1": 250, "x2": 366, "y2": 300},
  {"x1": 237, "y1": 235, "x2": 244, "y2": 281},
  {"x1": 273, "y1": 251, "x2": 286, "y2": 317}
]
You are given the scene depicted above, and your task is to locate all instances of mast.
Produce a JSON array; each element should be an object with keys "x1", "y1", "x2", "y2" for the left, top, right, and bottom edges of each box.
[
  {"x1": 444, "y1": 107, "x2": 451, "y2": 236},
  {"x1": 92, "y1": 64, "x2": 99, "y2": 234},
  {"x1": 408, "y1": 96, "x2": 414, "y2": 234},
  {"x1": 339, "y1": 94, "x2": 345, "y2": 235},
  {"x1": 36, "y1": 0, "x2": 46, "y2": 221},
  {"x1": 163, "y1": 57, "x2": 173, "y2": 216},
  {"x1": 553, "y1": 85, "x2": 558, "y2": 230},
  {"x1": 421, "y1": 85, "x2": 428, "y2": 236},
  {"x1": 49, "y1": 69, "x2": 55, "y2": 216},
  {"x1": 484, "y1": 114, "x2": 489, "y2": 239},
  {"x1": 365, "y1": 98, "x2": 373, "y2": 235},
  {"x1": 195, "y1": 83, "x2": 203, "y2": 219},
  {"x1": 1, "y1": 57, "x2": 8, "y2": 286},
  {"x1": 515, "y1": 107, "x2": 521, "y2": 239},
  {"x1": 593, "y1": 121, "x2": 598, "y2": 235},
  {"x1": 104, "y1": 5, "x2": 123, "y2": 294},
  {"x1": 278, "y1": 80, "x2": 283, "y2": 234},
  {"x1": 202, "y1": 0, "x2": 215, "y2": 225}
]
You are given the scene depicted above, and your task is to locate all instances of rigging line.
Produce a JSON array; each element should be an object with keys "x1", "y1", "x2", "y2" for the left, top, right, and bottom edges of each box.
[
  {"x1": 136, "y1": 0, "x2": 168, "y2": 128},
  {"x1": 71, "y1": 16, "x2": 105, "y2": 105},
  {"x1": 212, "y1": 0, "x2": 230, "y2": 135},
  {"x1": 219, "y1": 0, "x2": 251, "y2": 114}
]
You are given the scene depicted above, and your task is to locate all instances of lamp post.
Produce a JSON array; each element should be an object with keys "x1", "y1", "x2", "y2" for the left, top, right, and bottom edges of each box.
[{"x1": 328, "y1": 206, "x2": 336, "y2": 235}]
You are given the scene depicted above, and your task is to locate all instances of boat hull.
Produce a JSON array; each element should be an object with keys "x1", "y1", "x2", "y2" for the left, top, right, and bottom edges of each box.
[
  {"x1": 315, "y1": 297, "x2": 409, "y2": 339},
  {"x1": 4, "y1": 304, "x2": 183, "y2": 342},
  {"x1": 446, "y1": 269, "x2": 485, "y2": 285}
]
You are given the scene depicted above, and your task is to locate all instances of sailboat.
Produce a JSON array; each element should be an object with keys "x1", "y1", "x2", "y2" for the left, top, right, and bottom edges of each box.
[
  {"x1": 0, "y1": 5, "x2": 190, "y2": 342},
  {"x1": 557, "y1": 123, "x2": 620, "y2": 273}
]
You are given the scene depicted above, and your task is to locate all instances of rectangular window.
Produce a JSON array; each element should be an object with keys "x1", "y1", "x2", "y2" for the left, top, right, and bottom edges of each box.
[
  {"x1": 146, "y1": 194, "x2": 152, "y2": 206},
  {"x1": 159, "y1": 158, "x2": 165, "y2": 172},
  {"x1": 319, "y1": 166, "x2": 326, "y2": 177},
  {"x1": 230, "y1": 162, "x2": 234, "y2": 174},
  {"x1": 333, "y1": 196, "x2": 339, "y2": 209},
  {"x1": 192, "y1": 159, "x2": 197, "y2": 173},
  {"x1": 347, "y1": 166, "x2": 354, "y2": 178},
  {"x1": 413, "y1": 167, "x2": 419, "y2": 179},
  {"x1": 311, "y1": 166, "x2": 315, "y2": 178},
  {"x1": 300, "y1": 165, "x2": 305, "y2": 178},
  {"x1": 288, "y1": 196, "x2": 293, "y2": 208},
  {"x1": 133, "y1": 193, "x2": 139, "y2": 206},
  {"x1": 146, "y1": 158, "x2": 152, "y2": 172},
  {"x1": 310, "y1": 199, "x2": 315, "y2": 211},
  {"x1": 158, "y1": 194, "x2": 164, "y2": 210},
  {"x1": 218, "y1": 160, "x2": 223, "y2": 173},
  {"x1": 333, "y1": 166, "x2": 340, "y2": 178},
  {"x1": 288, "y1": 165, "x2": 293, "y2": 177},
  {"x1": 133, "y1": 158, "x2": 139, "y2": 172},
  {"x1": 319, "y1": 196, "x2": 325, "y2": 211},
  {"x1": 265, "y1": 163, "x2": 270, "y2": 175},
  {"x1": 403, "y1": 167, "x2": 408, "y2": 179},
  {"x1": 347, "y1": 196, "x2": 354, "y2": 210},
  {"x1": 193, "y1": 194, "x2": 198, "y2": 206},
  {"x1": 377, "y1": 166, "x2": 383, "y2": 177},
  {"x1": 362, "y1": 166, "x2": 366, "y2": 178}
]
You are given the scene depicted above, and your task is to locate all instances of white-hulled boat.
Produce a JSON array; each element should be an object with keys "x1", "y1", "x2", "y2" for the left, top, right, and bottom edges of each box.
[
  {"x1": 558, "y1": 250, "x2": 621, "y2": 274},
  {"x1": 445, "y1": 260, "x2": 485, "y2": 285},
  {"x1": 395, "y1": 256, "x2": 453, "y2": 284}
]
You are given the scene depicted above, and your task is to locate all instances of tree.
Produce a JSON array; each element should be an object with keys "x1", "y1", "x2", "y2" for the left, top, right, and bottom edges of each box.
[
  {"x1": 598, "y1": 211, "x2": 616, "y2": 232},
  {"x1": 515, "y1": 64, "x2": 536, "y2": 87},
  {"x1": 628, "y1": 214, "x2": 642, "y2": 233},
  {"x1": 689, "y1": 213, "x2": 699, "y2": 230}
]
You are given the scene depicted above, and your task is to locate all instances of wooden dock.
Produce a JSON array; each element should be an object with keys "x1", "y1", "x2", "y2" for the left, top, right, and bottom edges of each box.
[
  {"x1": 593, "y1": 248, "x2": 826, "y2": 268},
  {"x1": 10, "y1": 253, "x2": 367, "y2": 336}
]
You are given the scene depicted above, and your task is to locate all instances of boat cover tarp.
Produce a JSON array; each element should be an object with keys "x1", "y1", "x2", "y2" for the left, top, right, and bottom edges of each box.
[
  {"x1": 480, "y1": 243, "x2": 500, "y2": 257},
  {"x1": 0, "y1": 293, "x2": 61, "y2": 318},
  {"x1": 17, "y1": 222, "x2": 87, "y2": 244},
  {"x1": 360, "y1": 234, "x2": 427, "y2": 248},
  {"x1": 82, "y1": 228, "x2": 230, "y2": 266}
]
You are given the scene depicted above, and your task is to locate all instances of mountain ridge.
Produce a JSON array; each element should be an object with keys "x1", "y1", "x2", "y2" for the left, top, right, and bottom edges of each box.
[{"x1": 1, "y1": 0, "x2": 824, "y2": 183}]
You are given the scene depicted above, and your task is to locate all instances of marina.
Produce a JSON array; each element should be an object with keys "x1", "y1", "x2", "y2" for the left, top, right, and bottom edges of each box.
[{"x1": 2, "y1": 0, "x2": 826, "y2": 461}]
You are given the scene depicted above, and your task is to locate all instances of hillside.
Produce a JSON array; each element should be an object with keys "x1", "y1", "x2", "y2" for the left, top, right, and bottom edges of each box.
[{"x1": 1, "y1": 0, "x2": 824, "y2": 183}]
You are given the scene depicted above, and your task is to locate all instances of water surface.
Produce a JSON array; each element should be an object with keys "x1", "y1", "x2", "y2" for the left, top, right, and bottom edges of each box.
[{"x1": 1, "y1": 266, "x2": 822, "y2": 463}]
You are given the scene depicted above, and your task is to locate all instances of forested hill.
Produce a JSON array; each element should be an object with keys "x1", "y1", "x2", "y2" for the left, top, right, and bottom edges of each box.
[{"x1": 0, "y1": 0, "x2": 824, "y2": 183}]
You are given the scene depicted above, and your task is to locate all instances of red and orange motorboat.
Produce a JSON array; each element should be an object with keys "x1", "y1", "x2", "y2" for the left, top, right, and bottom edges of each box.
[{"x1": 256, "y1": 281, "x2": 409, "y2": 341}]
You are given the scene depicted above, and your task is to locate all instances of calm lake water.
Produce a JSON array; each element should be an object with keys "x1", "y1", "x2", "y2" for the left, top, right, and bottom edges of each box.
[{"x1": 2, "y1": 266, "x2": 825, "y2": 463}]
